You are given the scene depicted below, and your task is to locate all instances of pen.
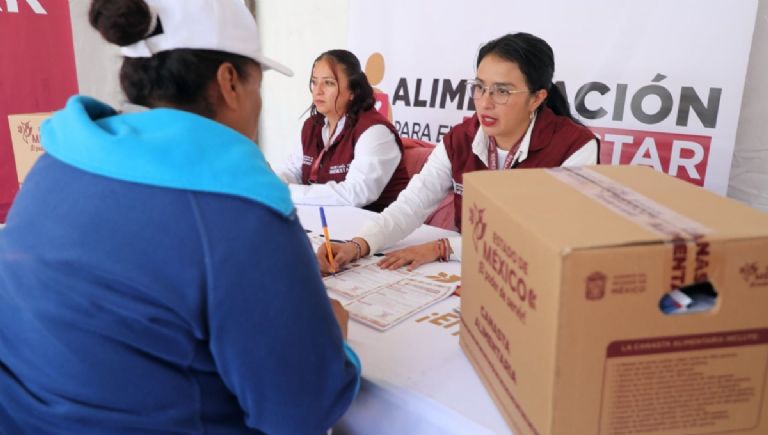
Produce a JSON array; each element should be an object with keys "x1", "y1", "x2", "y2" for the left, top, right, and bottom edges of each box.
[{"x1": 319, "y1": 207, "x2": 337, "y2": 274}]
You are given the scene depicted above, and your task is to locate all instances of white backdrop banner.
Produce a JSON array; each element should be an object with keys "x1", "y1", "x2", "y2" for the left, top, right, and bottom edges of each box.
[{"x1": 348, "y1": 0, "x2": 758, "y2": 194}]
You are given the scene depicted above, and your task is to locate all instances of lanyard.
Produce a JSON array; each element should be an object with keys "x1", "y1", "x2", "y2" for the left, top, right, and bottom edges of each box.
[
  {"x1": 308, "y1": 122, "x2": 343, "y2": 183},
  {"x1": 487, "y1": 136, "x2": 521, "y2": 170},
  {"x1": 308, "y1": 146, "x2": 329, "y2": 183}
]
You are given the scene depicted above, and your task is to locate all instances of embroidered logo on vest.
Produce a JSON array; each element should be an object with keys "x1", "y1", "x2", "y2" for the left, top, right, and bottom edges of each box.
[{"x1": 302, "y1": 155, "x2": 313, "y2": 166}]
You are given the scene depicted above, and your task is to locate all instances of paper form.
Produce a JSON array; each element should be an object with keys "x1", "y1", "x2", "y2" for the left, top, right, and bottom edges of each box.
[{"x1": 307, "y1": 232, "x2": 458, "y2": 331}]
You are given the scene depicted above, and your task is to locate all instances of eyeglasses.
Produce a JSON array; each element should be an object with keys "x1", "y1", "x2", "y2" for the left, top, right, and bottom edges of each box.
[{"x1": 467, "y1": 80, "x2": 530, "y2": 104}]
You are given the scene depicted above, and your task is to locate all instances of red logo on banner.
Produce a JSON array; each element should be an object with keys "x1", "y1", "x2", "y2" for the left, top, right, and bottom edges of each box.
[
  {"x1": 591, "y1": 127, "x2": 711, "y2": 186},
  {"x1": 0, "y1": 0, "x2": 78, "y2": 221},
  {"x1": 365, "y1": 53, "x2": 393, "y2": 121}
]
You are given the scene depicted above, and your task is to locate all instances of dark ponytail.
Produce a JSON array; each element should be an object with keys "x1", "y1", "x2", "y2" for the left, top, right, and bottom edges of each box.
[
  {"x1": 545, "y1": 83, "x2": 576, "y2": 121},
  {"x1": 477, "y1": 33, "x2": 580, "y2": 123},
  {"x1": 88, "y1": 0, "x2": 255, "y2": 117}
]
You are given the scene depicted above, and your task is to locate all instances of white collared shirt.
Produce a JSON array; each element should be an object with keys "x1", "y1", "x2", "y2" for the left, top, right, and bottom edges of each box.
[
  {"x1": 275, "y1": 115, "x2": 402, "y2": 208},
  {"x1": 357, "y1": 113, "x2": 598, "y2": 259}
]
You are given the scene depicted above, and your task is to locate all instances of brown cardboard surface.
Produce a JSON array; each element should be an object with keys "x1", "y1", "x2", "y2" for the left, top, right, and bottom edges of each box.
[
  {"x1": 463, "y1": 166, "x2": 768, "y2": 252},
  {"x1": 8, "y1": 113, "x2": 49, "y2": 185},
  {"x1": 460, "y1": 166, "x2": 768, "y2": 435},
  {"x1": 460, "y1": 199, "x2": 564, "y2": 434}
]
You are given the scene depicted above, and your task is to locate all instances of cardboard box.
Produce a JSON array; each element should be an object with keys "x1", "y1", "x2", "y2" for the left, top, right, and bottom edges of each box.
[
  {"x1": 459, "y1": 165, "x2": 768, "y2": 435},
  {"x1": 8, "y1": 113, "x2": 50, "y2": 185}
]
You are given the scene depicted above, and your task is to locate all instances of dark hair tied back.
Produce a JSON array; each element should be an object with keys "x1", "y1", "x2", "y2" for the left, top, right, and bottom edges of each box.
[
  {"x1": 88, "y1": 0, "x2": 255, "y2": 118},
  {"x1": 89, "y1": 0, "x2": 153, "y2": 47},
  {"x1": 310, "y1": 49, "x2": 375, "y2": 127},
  {"x1": 477, "y1": 32, "x2": 579, "y2": 123}
]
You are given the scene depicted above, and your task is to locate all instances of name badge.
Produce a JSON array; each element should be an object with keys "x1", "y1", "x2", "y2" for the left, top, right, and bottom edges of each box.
[{"x1": 328, "y1": 164, "x2": 350, "y2": 175}]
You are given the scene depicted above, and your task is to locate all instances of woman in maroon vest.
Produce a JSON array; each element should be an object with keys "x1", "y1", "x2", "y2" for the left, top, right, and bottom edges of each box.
[
  {"x1": 317, "y1": 33, "x2": 599, "y2": 272},
  {"x1": 275, "y1": 50, "x2": 409, "y2": 212}
]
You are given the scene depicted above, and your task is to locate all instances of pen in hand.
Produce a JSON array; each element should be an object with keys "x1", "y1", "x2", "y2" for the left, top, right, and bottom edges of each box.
[{"x1": 319, "y1": 207, "x2": 337, "y2": 274}]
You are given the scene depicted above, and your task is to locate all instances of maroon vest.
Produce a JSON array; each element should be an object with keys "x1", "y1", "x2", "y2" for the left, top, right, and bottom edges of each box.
[
  {"x1": 443, "y1": 107, "x2": 598, "y2": 231},
  {"x1": 300, "y1": 109, "x2": 409, "y2": 212}
]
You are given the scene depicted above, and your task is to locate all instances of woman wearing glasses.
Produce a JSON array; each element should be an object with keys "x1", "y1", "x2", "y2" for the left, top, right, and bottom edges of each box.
[
  {"x1": 317, "y1": 32, "x2": 598, "y2": 272},
  {"x1": 276, "y1": 49, "x2": 409, "y2": 212}
]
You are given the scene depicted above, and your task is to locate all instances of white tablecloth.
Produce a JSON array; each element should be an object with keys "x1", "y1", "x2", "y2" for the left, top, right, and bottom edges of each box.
[{"x1": 296, "y1": 205, "x2": 512, "y2": 435}]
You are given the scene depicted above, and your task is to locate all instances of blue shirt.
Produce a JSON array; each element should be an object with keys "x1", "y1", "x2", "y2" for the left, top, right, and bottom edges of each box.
[{"x1": 0, "y1": 97, "x2": 360, "y2": 434}]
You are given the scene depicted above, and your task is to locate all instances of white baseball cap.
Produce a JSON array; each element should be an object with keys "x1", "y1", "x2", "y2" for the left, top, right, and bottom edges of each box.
[{"x1": 120, "y1": 0, "x2": 293, "y2": 76}]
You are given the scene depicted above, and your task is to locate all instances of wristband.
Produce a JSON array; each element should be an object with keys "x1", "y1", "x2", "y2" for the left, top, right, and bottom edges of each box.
[{"x1": 348, "y1": 239, "x2": 364, "y2": 262}]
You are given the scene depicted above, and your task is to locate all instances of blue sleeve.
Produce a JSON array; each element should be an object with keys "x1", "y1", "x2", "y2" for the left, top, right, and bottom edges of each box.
[{"x1": 191, "y1": 194, "x2": 360, "y2": 434}]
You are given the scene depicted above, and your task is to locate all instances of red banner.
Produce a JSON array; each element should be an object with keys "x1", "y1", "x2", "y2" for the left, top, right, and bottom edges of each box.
[
  {"x1": 0, "y1": 0, "x2": 78, "y2": 222},
  {"x1": 590, "y1": 127, "x2": 712, "y2": 187}
]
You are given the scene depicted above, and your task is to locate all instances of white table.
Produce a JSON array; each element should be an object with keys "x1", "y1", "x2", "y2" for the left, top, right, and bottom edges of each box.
[{"x1": 296, "y1": 205, "x2": 512, "y2": 435}]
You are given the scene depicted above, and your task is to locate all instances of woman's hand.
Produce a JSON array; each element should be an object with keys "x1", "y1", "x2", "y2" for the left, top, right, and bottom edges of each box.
[
  {"x1": 316, "y1": 238, "x2": 370, "y2": 275},
  {"x1": 377, "y1": 240, "x2": 445, "y2": 271}
]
